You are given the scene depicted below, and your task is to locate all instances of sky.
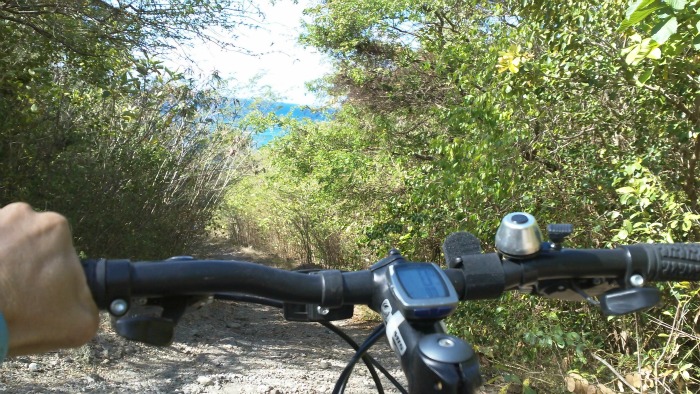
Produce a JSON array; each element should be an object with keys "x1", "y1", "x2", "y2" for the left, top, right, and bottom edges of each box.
[{"x1": 165, "y1": 0, "x2": 332, "y2": 106}]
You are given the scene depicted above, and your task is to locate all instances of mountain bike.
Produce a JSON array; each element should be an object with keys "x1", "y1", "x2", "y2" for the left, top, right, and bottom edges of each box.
[{"x1": 81, "y1": 212, "x2": 700, "y2": 394}]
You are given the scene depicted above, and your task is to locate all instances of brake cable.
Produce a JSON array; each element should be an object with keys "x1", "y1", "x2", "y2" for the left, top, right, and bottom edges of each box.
[{"x1": 334, "y1": 324, "x2": 408, "y2": 394}]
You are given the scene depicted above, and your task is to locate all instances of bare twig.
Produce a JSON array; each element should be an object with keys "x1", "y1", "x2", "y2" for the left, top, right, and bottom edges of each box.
[
  {"x1": 591, "y1": 352, "x2": 641, "y2": 394},
  {"x1": 647, "y1": 316, "x2": 700, "y2": 342}
]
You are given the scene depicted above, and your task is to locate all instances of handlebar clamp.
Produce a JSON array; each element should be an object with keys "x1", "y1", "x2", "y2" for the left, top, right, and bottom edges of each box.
[
  {"x1": 94, "y1": 258, "x2": 131, "y2": 314},
  {"x1": 319, "y1": 269, "x2": 344, "y2": 307}
]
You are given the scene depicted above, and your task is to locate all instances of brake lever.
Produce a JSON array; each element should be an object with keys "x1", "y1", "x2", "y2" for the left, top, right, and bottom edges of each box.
[{"x1": 111, "y1": 295, "x2": 208, "y2": 346}]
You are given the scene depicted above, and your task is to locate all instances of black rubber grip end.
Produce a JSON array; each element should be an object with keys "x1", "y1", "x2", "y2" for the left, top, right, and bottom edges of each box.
[
  {"x1": 628, "y1": 244, "x2": 700, "y2": 282},
  {"x1": 81, "y1": 259, "x2": 108, "y2": 309}
]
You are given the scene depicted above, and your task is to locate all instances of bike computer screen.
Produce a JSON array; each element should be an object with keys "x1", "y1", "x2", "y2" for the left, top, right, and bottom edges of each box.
[{"x1": 387, "y1": 262, "x2": 458, "y2": 320}]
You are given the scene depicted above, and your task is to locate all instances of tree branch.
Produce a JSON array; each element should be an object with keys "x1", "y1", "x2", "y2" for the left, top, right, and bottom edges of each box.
[{"x1": 590, "y1": 352, "x2": 641, "y2": 394}]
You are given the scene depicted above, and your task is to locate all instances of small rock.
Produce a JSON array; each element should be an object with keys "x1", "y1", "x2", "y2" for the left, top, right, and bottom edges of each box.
[
  {"x1": 28, "y1": 363, "x2": 40, "y2": 372},
  {"x1": 257, "y1": 384, "x2": 271, "y2": 393},
  {"x1": 197, "y1": 376, "x2": 213, "y2": 386},
  {"x1": 89, "y1": 373, "x2": 104, "y2": 382},
  {"x1": 226, "y1": 322, "x2": 242, "y2": 329},
  {"x1": 319, "y1": 360, "x2": 332, "y2": 369}
]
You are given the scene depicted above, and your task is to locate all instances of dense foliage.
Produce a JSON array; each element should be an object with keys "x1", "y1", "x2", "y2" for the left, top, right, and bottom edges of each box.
[
  {"x1": 227, "y1": 0, "x2": 700, "y2": 391},
  {"x1": 0, "y1": 0, "x2": 258, "y2": 257}
]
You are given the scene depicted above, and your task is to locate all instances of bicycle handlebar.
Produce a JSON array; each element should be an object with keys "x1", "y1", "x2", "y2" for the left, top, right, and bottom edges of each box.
[
  {"x1": 81, "y1": 241, "x2": 700, "y2": 394},
  {"x1": 83, "y1": 258, "x2": 375, "y2": 309},
  {"x1": 83, "y1": 243, "x2": 700, "y2": 309}
]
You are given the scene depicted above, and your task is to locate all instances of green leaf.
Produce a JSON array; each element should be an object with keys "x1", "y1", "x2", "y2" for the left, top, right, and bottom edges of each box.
[
  {"x1": 638, "y1": 68, "x2": 654, "y2": 83},
  {"x1": 620, "y1": 0, "x2": 666, "y2": 30},
  {"x1": 664, "y1": 0, "x2": 687, "y2": 9},
  {"x1": 683, "y1": 217, "x2": 692, "y2": 231},
  {"x1": 30, "y1": 103, "x2": 38, "y2": 112},
  {"x1": 616, "y1": 186, "x2": 636, "y2": 194},
  {"x1": 523, "y1": 386, "x2": 538, "y2": 394},
  {"x1": 626, "y1": 0, "x2": 645, "y2": 19},
  {"x1": 623, "y1": 37, "x2": 662, "y2": 65},
  {"x1": 625, "y1": 44, "x2": 642, "y2": 64},
  {"x1": 503, "y1": 374, "x2": 522, "y2": 384},
  {"x1": 647, "y1": 46, "x2": 662, "y2": 59},
  {"x1": 618, "y1": 229, "x2": 629, "y2": 239},
  {"x1": 651, "y1": 16, "x2": 678, "y2": 44}
]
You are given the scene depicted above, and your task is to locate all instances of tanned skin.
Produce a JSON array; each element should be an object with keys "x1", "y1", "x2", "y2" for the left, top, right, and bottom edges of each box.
[{"x1": 0, "y1": 203, "x2": 99, "y2": 356}]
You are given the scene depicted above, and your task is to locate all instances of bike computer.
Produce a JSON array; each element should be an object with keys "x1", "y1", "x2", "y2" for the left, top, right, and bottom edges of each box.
[{"x1": 387, "y1": 262, "x2": 458, "y2": 319}]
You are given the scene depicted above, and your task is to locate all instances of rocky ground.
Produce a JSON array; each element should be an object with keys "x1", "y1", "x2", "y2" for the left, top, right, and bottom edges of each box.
[{"x1": 0, "y1": 244, "x2": 502, "y2": 393}]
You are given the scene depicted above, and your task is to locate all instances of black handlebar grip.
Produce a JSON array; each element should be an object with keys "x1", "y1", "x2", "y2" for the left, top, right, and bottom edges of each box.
[
  {"x1": 81, "y1": 259, "x2": 106, "y2": 309},
  {"x1": 626, "y1": 244, "x2": 700, "y2": 282}
]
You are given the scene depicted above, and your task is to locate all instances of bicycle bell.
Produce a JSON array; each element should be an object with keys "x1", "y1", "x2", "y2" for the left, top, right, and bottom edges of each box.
[{"x1": 495, "y1": 212, "x2": 542, "y2": 258}]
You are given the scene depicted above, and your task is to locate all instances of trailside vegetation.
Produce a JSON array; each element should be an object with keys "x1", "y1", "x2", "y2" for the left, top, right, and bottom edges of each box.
[
  {"x1": 0, "y1": 0, "x2": 260, "y2": 258},
  {"x1": 226, "y1": 0, "x2": 700, "y2": 392}
]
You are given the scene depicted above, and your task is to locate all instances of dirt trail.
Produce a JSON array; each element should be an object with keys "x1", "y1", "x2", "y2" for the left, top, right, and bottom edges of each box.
[{"x1": 0, "y1": 243, "x2": 500, "y2": 393}]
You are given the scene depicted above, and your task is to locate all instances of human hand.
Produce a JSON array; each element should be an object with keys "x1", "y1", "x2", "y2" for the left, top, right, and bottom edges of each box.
[{"x1": 0, "y1": 202, "x2": 99, "y2": 356}]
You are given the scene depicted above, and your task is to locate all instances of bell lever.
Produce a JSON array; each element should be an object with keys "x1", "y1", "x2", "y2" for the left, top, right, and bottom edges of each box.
[{"x1": 547, "y1": 223, "x2": 573, "y2": 250}]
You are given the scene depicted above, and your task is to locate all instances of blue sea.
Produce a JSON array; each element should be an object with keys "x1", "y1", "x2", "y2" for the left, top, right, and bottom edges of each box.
[{"x1": 245, "y1": 102, "x2": 328, "y2": 147}]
